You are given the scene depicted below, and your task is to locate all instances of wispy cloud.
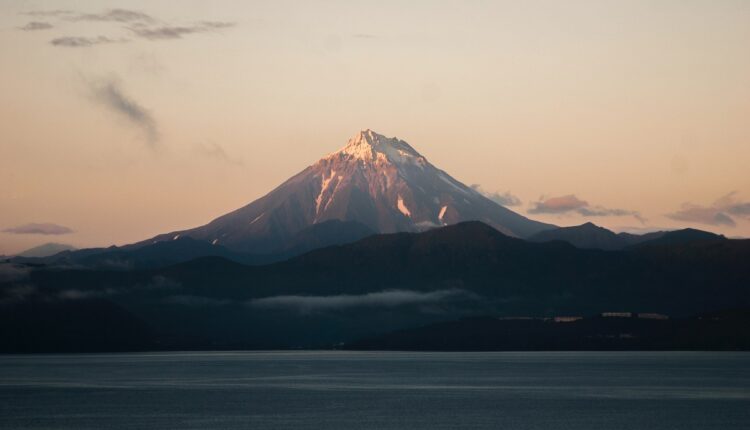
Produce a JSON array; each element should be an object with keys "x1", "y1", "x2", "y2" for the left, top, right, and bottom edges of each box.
[
  {"x1": 0, "y1": 264, "x2": 31, "y2": 283},
  {"x1": 666, "y1": 192, "x2": 750, "y2": 227},
  {"x1": 19, "y1": 22, "x2": 53, "y2": 31},
  {"x1": 87, "y1": 77, "x2": 159, "y2": 147},
  {"x1": 667, "y1": 205, "x2": 735, "y2": 227},
  {"x1": 23, "y1": 10, "x2": 74, "y2": 18},
  {"x1": 22, "y1": 9, "x2": 235, "y2": 46},
  {"x1": 128, "y1": 21, "x2": 235, "y2": 40},
  {"x1": 57, "y1": 276, "x2": 179, "y2": 301},
  {"x1": 194, "y1": 142, "x2": 243, "y2": 165},
  {"x1": 0, "y1": 285, "x2": 37, "y2": 305},
  {"x1": 3, "y1": 223, "x2": 73, "y2": 235},
  {"x1": 528, "y1": 194, "x2": 645, "y2": 223},
  {"x1": 69, "y1": 9, "x2": 154, "y2": 24},
  {"x1": 249, "y1": 289, "x2": 468, "y2": 312},
  {"x1": 528, "y1": 195, "x2": 587, "y2": 214},
  {"x1": 471, "y1": 184, "x2": 522, "y2": 207},
  {"x1": 57, "y1": 288, "x2": 116, "y2": 300},
  {"x1": 716, "y1": 192, "x2": 750, "y2": 217},
  {"x1": 0, "y1": 273, "x2": 179, "y2": 304},
  {"x1": 50, "y1": 36, "x2": 125, "y2": 47}
]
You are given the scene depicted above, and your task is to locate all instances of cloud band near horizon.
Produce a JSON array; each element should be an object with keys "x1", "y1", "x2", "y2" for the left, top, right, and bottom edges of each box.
[
  {"x1": 528, "y1": 194, "x2": 645, "y2": 223},
  {"x1": 3, "y1": 223, "x2": 73, "y2": 235}
]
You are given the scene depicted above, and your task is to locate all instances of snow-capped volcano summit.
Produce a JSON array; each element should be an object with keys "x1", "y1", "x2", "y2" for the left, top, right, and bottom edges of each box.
[
  {"x1": 149, "y1": 130, "x2": 553, "y2": 252},
  {"x1": 332, "y1": 129, "x2": 425, "y2": 165}
]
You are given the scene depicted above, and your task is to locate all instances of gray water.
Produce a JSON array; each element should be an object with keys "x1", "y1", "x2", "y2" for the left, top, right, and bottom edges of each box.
[{"x1": 1, "y1": 352, "x2": 748, "y2": 429}]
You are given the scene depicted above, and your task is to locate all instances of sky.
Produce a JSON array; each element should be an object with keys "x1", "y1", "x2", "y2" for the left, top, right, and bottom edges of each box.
[{"x1": 1, "y1": 0, "x2": 750, "y2": 254}]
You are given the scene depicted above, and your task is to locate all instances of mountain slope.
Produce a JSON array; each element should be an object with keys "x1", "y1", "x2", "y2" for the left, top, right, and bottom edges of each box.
[
  {"x1": 628, "y1": 228, "x2": 725, "y2": 248},
  {"x1": 16, "y1": 243, "x2": 76, "y2": 258},
  {"x1": 147, "y1": 130, "x2": 553, "y2": 252}
]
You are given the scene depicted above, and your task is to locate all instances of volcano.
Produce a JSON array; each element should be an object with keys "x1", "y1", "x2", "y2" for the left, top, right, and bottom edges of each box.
[{"x1": 150, "y1": 130, "x2": 553, "y2": 252}]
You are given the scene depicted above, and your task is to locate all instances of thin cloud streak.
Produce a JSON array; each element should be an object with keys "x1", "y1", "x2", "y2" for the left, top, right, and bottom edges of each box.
[
  {"x1": 471, "y1": 184, "x2": 522, "y2": 207},
  {"x1": 0, "y1": 264, "x2": 31, "y2": 283},
  {"x1": 528, "y1": 195, "x2": 587, "y2": 214},
  {"x1": 249, "y1": 289, "x2": 468, "y2": 312},
  {"x1": 50, "y1": 36, "x2": 125, "y2": 47},
  {"x1": 87, "y1": 78, "x2": 159, "y2": 147},
  {"x1": 23, "y1": 10, "x2": 74, "y2": 17},
  {"x1": 3, "y1": 223, "x2": 73, "y2": 235},
  {"x1": 21, "y1": 9, "x2": 236, "y2": 46},
  {"x1": 0, "y1": 285, "x2": 37, "y2": 305},
  {"x1": 69, "y1": 9, "x2": 154, "y2": 24},
  {"x1": 129, "y1": 22, "x2": 235, "y2": 40},
  {"x1": 529, "y1": 194, "x2": 645, "y2": 223},
  {"x1": 19, "y1": 22, "x2": 53, "y2": 31}
]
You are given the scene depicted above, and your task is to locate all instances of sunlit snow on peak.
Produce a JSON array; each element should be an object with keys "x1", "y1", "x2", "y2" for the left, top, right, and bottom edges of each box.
[{"x1": 330, "y1": 129, "x2": 427, "y2": 167}]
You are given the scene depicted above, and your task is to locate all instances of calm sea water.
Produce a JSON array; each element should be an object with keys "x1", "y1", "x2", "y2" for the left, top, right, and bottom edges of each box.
[{"x1": 1, "y1": 351, "x2": 748, "y2": 429}]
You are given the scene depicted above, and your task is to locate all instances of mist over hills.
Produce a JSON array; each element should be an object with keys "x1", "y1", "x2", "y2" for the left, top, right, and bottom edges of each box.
[{"x1": 2, "y1": 221, "x2": 748, "y2": 351}]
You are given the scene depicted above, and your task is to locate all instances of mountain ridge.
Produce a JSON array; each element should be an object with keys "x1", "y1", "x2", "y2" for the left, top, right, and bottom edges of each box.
[
  {"x1": 529, "y1": 222, "x2": 726, "y2": 250},
  {"x1": 3, "y1": 221, "x2": 749, "y2": 351}
]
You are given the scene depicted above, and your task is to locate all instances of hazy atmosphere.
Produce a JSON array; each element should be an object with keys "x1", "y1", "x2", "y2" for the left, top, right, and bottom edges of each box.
[
  {"x1": 3, "y1": 4, "x2": 750, "y2": 428},
  {"x1": 2, "y1": 0, "x2": 750, "y2": 254}
]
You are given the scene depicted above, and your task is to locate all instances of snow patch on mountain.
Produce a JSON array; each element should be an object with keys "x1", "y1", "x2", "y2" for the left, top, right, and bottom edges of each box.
[
  {"x1": 316, "y1": 170, "x2": 336, "y2": 214},
  {"x1": 438, "y1": 205, "x2": 448, "y2": 222},
  {"x1": 397, "y1": 195, "x2": 411, "y2": 217}
]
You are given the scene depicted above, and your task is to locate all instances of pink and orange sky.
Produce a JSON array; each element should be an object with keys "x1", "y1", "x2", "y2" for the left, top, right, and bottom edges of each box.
[{"x1": 1, "y1": 0, "x2": 750, "y2": 254}]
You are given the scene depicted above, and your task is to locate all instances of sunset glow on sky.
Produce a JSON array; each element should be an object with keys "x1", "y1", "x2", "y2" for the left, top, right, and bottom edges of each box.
[{"x1": 1, "y1": 0, "x2": 750, "y2": 254}]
